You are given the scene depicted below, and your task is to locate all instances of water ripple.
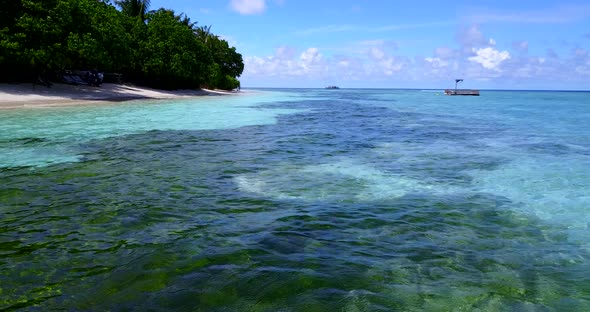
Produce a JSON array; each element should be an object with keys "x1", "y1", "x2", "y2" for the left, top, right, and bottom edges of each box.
[{"x1": 1, "y1": 90, "x2": 589, "y2": 310}]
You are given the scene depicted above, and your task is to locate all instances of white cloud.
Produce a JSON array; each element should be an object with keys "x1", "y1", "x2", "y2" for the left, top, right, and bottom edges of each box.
[
  {"x1": 275, "y1": 46, "x2": 295, "y2": 60},
  {"x1": 300, "y1": 48, "x2": 323, "y2": 73},
  {"x1": 425, "y1": 57, "x2": 449, "y2": 68},
  {"x1": 369, "y1": 47, "x2": 386, "y2": 60},
  {"x1": 242, "y1": 43, "x2": 590, "y2": 87},
  {"x1": 242, "y1": 24, "x2": 590, "y2": 89},
  {"x1": 468, "y1": 47, "x2": 511, "y2": 71},
  {"x1": 379, "y1": 57, "x2": 404, "y2": 76},
  {"x1": 243, "y1": 44, "x2": 408, "y2": 84},
  {"x1": 244, "y1": 47, "x2": 326, "y2": 78},
  {"x1": 229, "y1": 0, "x2": 266, "y2": 15},
  {"x1": 367, "y1": 47, "x2": 404, "y2": 76},
  {"x1": 572, "y1": 48, "x2": 590, "y2": 76},
  {"x1": 457, "y1": 25, "x2": 487, "y2": 48}
]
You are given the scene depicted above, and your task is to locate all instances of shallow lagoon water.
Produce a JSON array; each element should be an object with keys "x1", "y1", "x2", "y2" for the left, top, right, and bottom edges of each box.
[{"x1": 1, "y1": 89, "x2": 589, "y2": 310}]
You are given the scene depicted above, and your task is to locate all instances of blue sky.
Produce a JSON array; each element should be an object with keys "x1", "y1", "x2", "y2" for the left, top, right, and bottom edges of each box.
[{"x1": 150, "y1": 0, "x2": 590, "y2": 90}]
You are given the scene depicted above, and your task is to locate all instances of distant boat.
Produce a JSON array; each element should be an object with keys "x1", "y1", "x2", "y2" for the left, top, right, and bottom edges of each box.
[
  {"x1": 444, "y1": 79, "x2": 479, "y2": 96},
  {"x1": 325, "y1": 85, "x2": 339, "y2": 89}
]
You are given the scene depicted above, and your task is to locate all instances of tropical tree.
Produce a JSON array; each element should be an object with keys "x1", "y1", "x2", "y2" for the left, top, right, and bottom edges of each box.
[
  {"x1": 208, "y1": 36, "x2": 244, "y2": 78},
  {"x1": 177, "y1": 13, "x2": 197, "y2": 30},
  {"x1": 195, "y1": 25, "x2": 212, "y2": 44},
  {"x1": 115, "y1": 0, "x2": 150, "y2": 21},
  {"x1": 0, "y1": 0, "x2": 244, "y2": 89},
  {"x1": 139, "y1": 8, "x2": 211, "y2": 89}
]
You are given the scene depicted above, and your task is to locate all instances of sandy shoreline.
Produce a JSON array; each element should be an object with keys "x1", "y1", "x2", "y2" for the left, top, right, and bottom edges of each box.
[{"x1": 0, "y1": 83, "x2": 236, "y2": 109}]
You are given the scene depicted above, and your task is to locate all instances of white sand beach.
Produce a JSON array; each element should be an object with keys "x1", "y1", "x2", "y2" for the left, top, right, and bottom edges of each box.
[{"x1": 0, "y1": 83, "x2": 236, "y2": 109}]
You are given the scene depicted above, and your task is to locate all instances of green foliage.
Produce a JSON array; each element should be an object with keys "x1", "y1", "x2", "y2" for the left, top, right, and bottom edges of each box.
[
  {"x1": 209, "y1": 36, "x2": 244, "y2": 79},
  {"x1": 138, "y1": 9, "x2": 211, "y2": 89},
  {"x1": 0, "y1": 0, "x2": 244, "y2": 89},
  {"x1": 218, "y1": 75, "x2": 241, "y2": 91},
  {"x1": 116, "y1": 0, "x2": 150, "y2": 21}
]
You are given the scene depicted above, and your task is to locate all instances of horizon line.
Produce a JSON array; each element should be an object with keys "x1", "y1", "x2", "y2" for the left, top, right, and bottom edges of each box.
[{"x1": 241, "y1": 87, "x2": 590, "y2": 92}]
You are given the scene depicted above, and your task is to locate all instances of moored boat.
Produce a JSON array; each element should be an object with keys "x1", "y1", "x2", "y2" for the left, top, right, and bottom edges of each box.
[
  {"x1": 444, "y1": 89, "x2": 480, "y2": 96},
  {"x1": 444, "y1": 79, "x2": 479, "y2": 96}
]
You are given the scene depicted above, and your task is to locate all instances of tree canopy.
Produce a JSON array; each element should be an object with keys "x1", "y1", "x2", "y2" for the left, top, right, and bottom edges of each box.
[
  {"x1": 116, "y1": 0, "x2": 151, "y2": 21},
  {"x1": 0, "y1": 0, "x2": 243, "y2": 90}
]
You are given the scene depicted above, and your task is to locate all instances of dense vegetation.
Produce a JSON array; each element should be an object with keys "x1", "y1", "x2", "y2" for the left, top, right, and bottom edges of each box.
[{"x1": 0, "y1": 0, "x2": 244, "y2": 90}]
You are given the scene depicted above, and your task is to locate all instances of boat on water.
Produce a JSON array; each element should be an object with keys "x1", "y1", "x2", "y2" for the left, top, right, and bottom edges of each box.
[
  {"x1": 444, "y1": 79, "x2": 479, "y2": 96},
  {"x1": 325, "y1": 85, "x2": 339, "y2": 89},
  {"x1": 445, "y1": 89, "x2": 480, "y2": 96}
]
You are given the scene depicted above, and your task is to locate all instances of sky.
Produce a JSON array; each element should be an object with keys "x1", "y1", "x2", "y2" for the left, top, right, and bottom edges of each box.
[{"x1": 149, "y1": 0, "x2": 590, "y2": 90}]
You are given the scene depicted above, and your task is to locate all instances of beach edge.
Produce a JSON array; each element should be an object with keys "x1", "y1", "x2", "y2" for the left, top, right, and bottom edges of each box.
[{"x1": 0, "y1": 83, "x2": 238, "y2": 109}]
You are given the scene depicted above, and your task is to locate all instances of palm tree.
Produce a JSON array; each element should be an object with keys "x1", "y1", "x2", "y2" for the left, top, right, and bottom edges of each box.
[
  {"x1": 178, "y1": 13, "x2": 198, "y2": 30},
  {"x1": 116, "y1": 0, "x2": 151, "y2": 21},
  {"x1": 195, "y1": 25, "x2": 213, "y2": 44}
]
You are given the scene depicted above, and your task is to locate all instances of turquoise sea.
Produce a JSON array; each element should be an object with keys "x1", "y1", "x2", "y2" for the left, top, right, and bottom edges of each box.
[{"x1": 1, "y1": 89, "x2": 589, "y2": 310}]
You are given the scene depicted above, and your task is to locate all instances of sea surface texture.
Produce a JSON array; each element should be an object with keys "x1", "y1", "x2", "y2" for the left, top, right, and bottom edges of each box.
[{"x1": 1, "y1": 89, "x2": 589, "y2": 310}]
